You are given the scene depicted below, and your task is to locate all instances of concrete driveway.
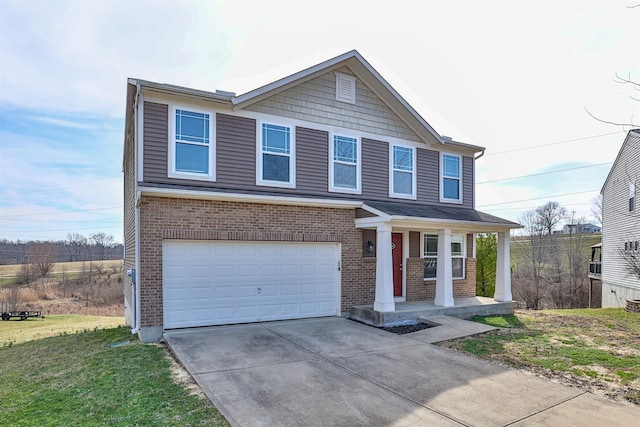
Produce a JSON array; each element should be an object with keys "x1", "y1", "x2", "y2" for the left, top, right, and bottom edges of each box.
[{"x1": 165, "y1": 317, "x2": 640, "y2": 427}]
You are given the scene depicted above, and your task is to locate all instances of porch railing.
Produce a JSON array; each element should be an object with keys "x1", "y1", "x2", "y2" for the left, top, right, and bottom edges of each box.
[{"x1": 589, "y1": 261, "x2": 602, "y2": 277}]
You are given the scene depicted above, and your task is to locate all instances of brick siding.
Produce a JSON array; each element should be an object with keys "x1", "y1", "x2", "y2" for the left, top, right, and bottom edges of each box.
[
  {"x1": 138, "y1": 196, "x2": 373, "y2": 327},
  {"x1": 406, "y1": 257, "x2": 477, "y2": 301}
]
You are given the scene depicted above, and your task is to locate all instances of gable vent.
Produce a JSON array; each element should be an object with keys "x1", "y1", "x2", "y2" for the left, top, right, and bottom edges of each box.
[{"x1": 335, "y1": 72, "x2": 356, "y2": 104}]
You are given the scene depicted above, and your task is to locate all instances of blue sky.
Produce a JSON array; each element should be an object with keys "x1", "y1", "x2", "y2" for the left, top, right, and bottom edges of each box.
[{"x1": 0, "y1": 0, "x2": 638, "y2": 242}]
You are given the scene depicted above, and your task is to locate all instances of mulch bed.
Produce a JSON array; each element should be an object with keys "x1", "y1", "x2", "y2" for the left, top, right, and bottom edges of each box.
[{"x1": 380, "y1": 322, "x2": 436, "y2": 335}]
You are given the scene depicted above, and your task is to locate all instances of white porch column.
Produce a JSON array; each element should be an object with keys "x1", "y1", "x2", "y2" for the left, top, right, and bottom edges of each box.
[
  {"x1": 374, "y1": 223, "x2": 395, "y2": 312},
  {"x1": 494, "y1": 231, "x2": 513, "y2": 301},
  {"x1": 435, "y1": 228, "x2": 454, "y2": 307}
]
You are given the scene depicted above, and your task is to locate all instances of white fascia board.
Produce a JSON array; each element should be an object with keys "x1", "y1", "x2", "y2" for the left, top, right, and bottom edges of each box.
[
  {"x1": 139, "y1": 186, "x2": 363, "y2": 209},
  {"x1": 130, "y1": 78, "x2": 233, "y2": 106},
  {"x1": 385, "y1": 216, "x2": 523, "y2": 232}
]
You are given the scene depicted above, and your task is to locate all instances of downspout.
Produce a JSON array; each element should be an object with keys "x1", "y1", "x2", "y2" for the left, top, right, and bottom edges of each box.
[
  {"x1": 474, "y1": 147, "x2": 486, "y2": 161},
  {"x1": 133, "y1": 191, "x2": 141, "y2": 334},
  {"x1": 131, "y1": 83, "x2": 142, "y2": 335}
]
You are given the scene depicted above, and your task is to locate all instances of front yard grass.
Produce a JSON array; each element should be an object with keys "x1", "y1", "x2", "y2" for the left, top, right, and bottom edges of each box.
[
  {"x1": 439, "y1": 308, "x2": 640, "y2": 405},
  {"x1": 0, "y1": 325, "x2": 228, "y2": 426},
  {"x1": 0, "y1": 315, "x2": 125, "y2": 347}
]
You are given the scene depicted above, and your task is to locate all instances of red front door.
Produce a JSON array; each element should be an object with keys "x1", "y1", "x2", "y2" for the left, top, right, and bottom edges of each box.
[{"x1": 392, "y1": 233, "x2": 403, "y2": 297}]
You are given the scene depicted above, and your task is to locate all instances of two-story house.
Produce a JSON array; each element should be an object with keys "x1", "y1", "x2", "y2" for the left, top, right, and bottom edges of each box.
[
  {"x1": 600, "y1": 129, "x2": 640, "y2": 308},
  {"x1": 123, "y1": 50, "x2": 520, "y2": 342}
]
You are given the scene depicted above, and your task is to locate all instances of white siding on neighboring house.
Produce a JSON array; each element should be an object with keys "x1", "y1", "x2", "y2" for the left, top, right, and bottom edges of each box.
[
  {"x1": 601, "y1": 130, "x2": 640, "y2": 307},
  {"x1": 244, "y1": 67, "x2": 422, "y2": 143}
]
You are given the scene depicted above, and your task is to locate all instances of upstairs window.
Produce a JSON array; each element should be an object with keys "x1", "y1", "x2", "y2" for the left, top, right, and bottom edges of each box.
[
  {"x1": 390, "y1": 145, "x2": 415, "y2": 199},
  {"x1": 441, "y1": 153, "x2": 462, "y2": 203},
  {"x1": 258, "y1": 123, "x2": 295, "y2": 187},
  {"x1": 330, "y1": 135, "x2": 360, "y2": 193},
  {"x1": 423, "y1": 233, "x2": 466, "y2": 280},
  {"x1": 170, "y1": 107, "x2": 215, "y2": 180},
  {"x1": 630, "y1": 182, "x2": 636, "y2": 212}
]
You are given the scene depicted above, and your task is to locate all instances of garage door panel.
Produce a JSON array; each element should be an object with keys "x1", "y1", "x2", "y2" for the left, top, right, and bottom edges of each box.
[{"x1": 163, "y1": 241, "x2": 340, "y2": 329}]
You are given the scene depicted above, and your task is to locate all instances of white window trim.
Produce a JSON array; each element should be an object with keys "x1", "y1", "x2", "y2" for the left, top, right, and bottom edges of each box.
[
  {"x1": 256, "y1": 121, "x2": 296, "y2": 189},
  {"x1": 335, "y1": 72, "x2": 356, "y2": 104},
  {"x1": 168, "y1": 105, "x2": 215, "y2": 182},
  {"x1": 389, "y1": 144, "x2": 417, "y2": 200},
  {"x1": 440, "y1": 152, "x2": 463, "y2": 204},
  {"x1": 421, "y1": 232, "x2": 466, "y2": 281},
  {"x1": 329, "y1": 133, "x2": 361, "y2": 194}
]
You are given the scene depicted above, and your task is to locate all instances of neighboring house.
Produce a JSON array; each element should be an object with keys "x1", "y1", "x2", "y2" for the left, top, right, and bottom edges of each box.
[
  {"x1": 123, "y1": 50, "x2": 520, "y2": 342},
  {"x1": 601, "y1": 129, "x2": 640, "y2": 307},
  {"x1": 562, "y1": 223, "x2": 601, "y2": 234}
]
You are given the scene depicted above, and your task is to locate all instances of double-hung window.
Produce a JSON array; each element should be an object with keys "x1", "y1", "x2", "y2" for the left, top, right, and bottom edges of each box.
[
  {"x1": 630, "y1": 182, "x2": 636, "y2": 212},
  {"x1": 170, "y1": 107, "x2": 214, "y2": 180},
  {"x1": 441, "y1": 153, "x2": 462, "y2": 203},
  {"x1": 390, "y1": 145, "x2": 415, "y2": 199},
  {"x1": 258, "y1": 123, "x2": 294, "y2": 187},
  {"x1": 330, "y1": 135, "x2": 360, "y2": 193},
  {"x1": 423, "y1": 233, "x2": 466, "y2": 280}
]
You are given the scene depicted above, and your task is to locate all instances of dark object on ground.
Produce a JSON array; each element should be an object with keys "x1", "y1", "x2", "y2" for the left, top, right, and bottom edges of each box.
[
  {"x1": 1, "y1": 301, "x2": 45, "y2": 321},
  {"x1": 380, "y1": 322, "x2": 436, "y2": 335}
]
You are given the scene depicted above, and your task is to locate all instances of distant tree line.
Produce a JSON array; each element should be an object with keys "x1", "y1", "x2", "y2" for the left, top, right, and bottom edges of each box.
[
  {"x1": 0, "y1": 233, "x2": 123, "y2": 265},
  {"x1": 512, "y1": 202, "x2": 592, "y2": 309},
  {"x1": 475, "y1": 201, "x2": 598, "y2": 309}
]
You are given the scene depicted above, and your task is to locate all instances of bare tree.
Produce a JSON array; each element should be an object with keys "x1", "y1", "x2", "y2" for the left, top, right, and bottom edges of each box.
[
  {"x1": 66, "y1": 233, "x2": 87, "y2": 262},
  {"x1": 90, "y1": 233, "x2": 115, "y2": 261},
  {"x1": 29, "y1": 242, "x2": 58, "y2": 278},
  {"x1": 513, "y1": 210, "x2": 549, "y2": 309},
  {"x1": 564, "y1": 214, "x2": 589, "y2": 308},
  {"x1": 536, "y1": 201, "x2": 568, "y2": 235},
  {"x1": 591, "y1": 195, "x2": 603, "y2": 227}
]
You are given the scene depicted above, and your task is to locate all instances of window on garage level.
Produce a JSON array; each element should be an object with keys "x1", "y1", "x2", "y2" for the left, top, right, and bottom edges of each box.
[{"x1": 423, "y1": 233, "x2": 465, "y2": 280}]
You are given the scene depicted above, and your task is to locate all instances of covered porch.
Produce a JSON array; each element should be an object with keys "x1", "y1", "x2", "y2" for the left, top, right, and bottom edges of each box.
[{"x1": 352, "y1": 201, "x2": 521, "y2": 326}]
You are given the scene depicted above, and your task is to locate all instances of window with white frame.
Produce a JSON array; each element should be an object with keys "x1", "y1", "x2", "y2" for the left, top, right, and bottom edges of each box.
[
  {"x1": 330, "y1": 135, "x2": 360, "y2": 193},
  {"x1": 423, "y1": 233, "x2": 466, "y2": 280},
  {"x1": 171, "y1": 107, "x2": 214, "y2": 179},
  {"x1": 258, "y1": 123, "x2": 294, "y2": 187},
  {"x1": 441, "y1": 153, "x2": 462, "y2": 202},
  {"x1": 630, "y1": 182, "x2": 636, "y2": 212},
  {"x1": 391, "y1": 145, "x2": 415, "y2": 198}
]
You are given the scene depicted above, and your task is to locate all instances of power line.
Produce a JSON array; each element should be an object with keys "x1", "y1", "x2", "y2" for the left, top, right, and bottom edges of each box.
[
  {"x1": 0, "y1": 225, "x2": 121, "y2": 234},
  {"x1": 477, "y1": 162, "x2": 612, "y2": 184},
  {"x1": 0, "y1": 177, "x2": 122, "y2": 197},
  {"x1": 483, "y1": 132, "x2": 623, "y2": 157},
  {"x1": 480, "y1": 202, "x2": 595, "y2": 212},
  {"x1": 0, "y1": 206, "x2": 122, "y2": 219},
  {"x1": 477, "y1": 189, "x2": 600, "y2": 208}
]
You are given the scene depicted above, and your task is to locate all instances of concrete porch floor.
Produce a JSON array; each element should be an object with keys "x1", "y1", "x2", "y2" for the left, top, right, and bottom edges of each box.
[{"x1": 350, "y1": 296, "x2": 517, "y2": 327}]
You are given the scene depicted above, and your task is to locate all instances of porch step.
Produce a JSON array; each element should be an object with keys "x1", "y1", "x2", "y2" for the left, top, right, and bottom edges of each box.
[{"x1": 349, "y1": 297, "x2": 516, "y2": 327}]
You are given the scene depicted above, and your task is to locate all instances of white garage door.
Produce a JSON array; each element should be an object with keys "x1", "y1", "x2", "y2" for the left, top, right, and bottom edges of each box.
[{"x1": 163, "y1": 240, "x2": 341, "y2": 329}]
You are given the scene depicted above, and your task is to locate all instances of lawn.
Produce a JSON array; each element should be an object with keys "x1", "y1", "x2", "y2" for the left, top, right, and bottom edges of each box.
[
  {"x1": 439, "y1": 308, "x2": 640, "y2": 405},
  {"x1": 0, "y1": 315, "x2": 125, "y2": 347},
  {"x1": 0, "y1": 325, "x2": 229, "y2": 426}
]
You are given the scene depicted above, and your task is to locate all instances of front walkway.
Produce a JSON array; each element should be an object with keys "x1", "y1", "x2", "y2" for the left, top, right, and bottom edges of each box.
[
  {"x1": 350, "y1": 296, "x2": 516, "y2": 327},
  {"x1": 165, "y1": 317, "x2": 640, "y2": 427}
]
